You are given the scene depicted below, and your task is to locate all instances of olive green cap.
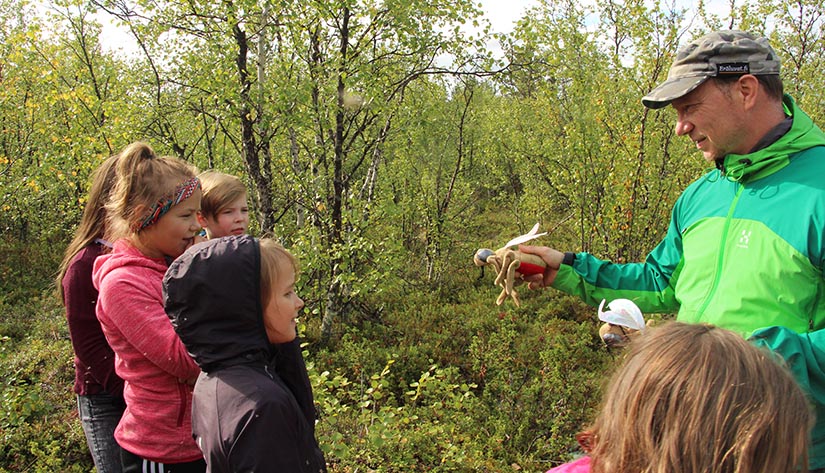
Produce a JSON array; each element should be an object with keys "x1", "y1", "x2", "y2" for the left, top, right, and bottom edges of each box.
[{"x1": 642, "y1": 30, "x2": 781, "y2": 109}]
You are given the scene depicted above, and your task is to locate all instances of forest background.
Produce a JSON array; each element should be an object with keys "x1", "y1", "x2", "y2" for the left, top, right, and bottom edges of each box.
[{"x1": 1, "y1": 0, "x2": 823, "y2": 471}]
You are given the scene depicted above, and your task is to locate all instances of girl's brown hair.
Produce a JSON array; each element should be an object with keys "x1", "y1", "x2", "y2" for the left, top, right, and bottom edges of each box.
[
  {"x1": 198, "y1": 171, "x2": 247, "y2": 219},
  {"x1": 259, "y1": 238, "x2": 299, "y2": 310},
  {"x1": 589, "y1": 322, "x2": 811, "y2": 473},
  {"x1": 105, "y1": 142, "x2": 198, "y2": 240},
  {"x1": 55, "y1": 154, "x2": 119, "y2": 300}
]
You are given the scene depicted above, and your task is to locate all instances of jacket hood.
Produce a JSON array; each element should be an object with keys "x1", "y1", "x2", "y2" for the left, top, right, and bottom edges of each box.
[
  {"x1": 92, "y1": 239, "x2": 169, "y2": 290},
  {"x1": 163, "y1": 235, "x2": 270, "y2": 373},
  {"x1": 720, "y1": 94, "x2": 825, "y2": 182}
]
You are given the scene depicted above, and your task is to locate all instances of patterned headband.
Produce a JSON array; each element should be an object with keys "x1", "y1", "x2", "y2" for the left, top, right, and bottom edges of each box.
[{"x1": 133, "y1": 177, "x2": 201, "y2": 232}]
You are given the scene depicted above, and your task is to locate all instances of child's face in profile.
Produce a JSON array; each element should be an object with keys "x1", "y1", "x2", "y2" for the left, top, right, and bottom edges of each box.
[
  {"x1": 137, "y1": 189, "x2": 202, "y2": 259},
  {"x1": 200, "y1": 194, "x2": 249, "y2": 238},
  {"x1": 262, "y1": 264, "x2": 303, "y2": 344}
]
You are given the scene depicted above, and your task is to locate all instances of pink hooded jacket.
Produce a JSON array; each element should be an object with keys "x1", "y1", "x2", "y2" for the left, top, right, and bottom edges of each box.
[{"x1": 92, "y1": 239, "x2": 202, "y2": 463}]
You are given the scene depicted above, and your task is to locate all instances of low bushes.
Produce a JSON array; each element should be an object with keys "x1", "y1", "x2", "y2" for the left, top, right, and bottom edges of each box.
[
  {"x1": 0, "y1": 254, "x2": 611, "y2": 472},
  {"x1": 0, "y1": 295, "x2": 90, "y2": 472}
]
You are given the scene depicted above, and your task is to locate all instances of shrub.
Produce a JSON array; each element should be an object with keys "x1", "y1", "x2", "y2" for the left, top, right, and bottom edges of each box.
[
  {"x1": 1, "y1": 248, "x2": 615, "y2": 472},
  {"x1": 0, "y1": 294, "x2": 92, "y2": 471},
  {"x1": 309, "y1": 286, "x2": 611, "y2": 472},
  {"x1": 313, "y1": 356, "x2": 510, "y2": 472}
]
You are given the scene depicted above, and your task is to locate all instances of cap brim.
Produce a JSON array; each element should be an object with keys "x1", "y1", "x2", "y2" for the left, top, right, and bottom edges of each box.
[{"x1": 642, "y1": 75, "x2": 709, "y2": 109}]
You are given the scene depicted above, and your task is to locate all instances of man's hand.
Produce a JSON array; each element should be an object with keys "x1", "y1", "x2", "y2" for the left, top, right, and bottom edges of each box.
[{"x1": 518, "y1": 244, "x2": 565, "y2": 289}]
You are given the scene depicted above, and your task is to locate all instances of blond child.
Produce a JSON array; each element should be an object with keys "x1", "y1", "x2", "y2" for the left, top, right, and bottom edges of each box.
[
  {"x1": 194, "y1": 171, "x2": 318, "y2": 467},
  {"x1": 196, "y1": 170, "x2": 249, "y2": 238},
  {"x1": 92, "y1": 142, "x2": 205, "y2": 472},
  {"x1": 164, "y1": 235, "x2": 326, "y2": 472},
  {"x1": 548, "y1": 322, "x2": 812, "y2": 473}
]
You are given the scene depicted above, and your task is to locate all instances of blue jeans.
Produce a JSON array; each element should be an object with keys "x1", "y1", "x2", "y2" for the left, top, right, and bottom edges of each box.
[{"x1": 77, "y1": 393, "x2": 126, "y2": 473}]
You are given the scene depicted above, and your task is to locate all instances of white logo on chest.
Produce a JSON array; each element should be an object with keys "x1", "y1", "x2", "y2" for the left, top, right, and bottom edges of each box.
[{"x1": 737, "y1": 229, "x2": 751, "y2": 249}]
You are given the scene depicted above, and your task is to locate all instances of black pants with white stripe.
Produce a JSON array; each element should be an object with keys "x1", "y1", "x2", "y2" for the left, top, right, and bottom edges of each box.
[{"x1": 121, "y1": 449, "x2": 205, "y2": 473}]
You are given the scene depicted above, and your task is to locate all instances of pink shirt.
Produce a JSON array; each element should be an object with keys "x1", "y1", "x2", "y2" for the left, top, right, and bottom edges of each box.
[
  {"x1": 93, "y1": 239, "x2": 201, "y2": 463},
  {"x1": 547, "y1": 456, "x2": 591, "y2": 473}
]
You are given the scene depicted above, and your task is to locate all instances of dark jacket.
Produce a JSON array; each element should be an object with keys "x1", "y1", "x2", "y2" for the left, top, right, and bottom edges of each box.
[{"x1": 163, "y1": 235, "x2": 326, "y2": 472}]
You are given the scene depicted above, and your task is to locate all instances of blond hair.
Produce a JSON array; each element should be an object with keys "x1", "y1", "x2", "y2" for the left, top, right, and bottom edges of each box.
[
  {"x1": 588, "y1": 322, "x2": 811, "y2": 473},
  {"x1": 56, "y1": 154, "x2": 119, "y2": 300},
  {"x1": 105, "y1": 142, "x2": 198, "y2": 240},
  {"x1": 259, "y1": 238, "x2": 300, "y2": 309},
  {"x1": 198, "y1": 171, "x2": 247, "y2": 219}
]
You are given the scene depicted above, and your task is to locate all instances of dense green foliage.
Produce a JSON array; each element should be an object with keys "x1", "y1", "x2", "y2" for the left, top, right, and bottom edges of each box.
[{"x1": 1, "y1": 0, "x2": 823, "y2": 470}]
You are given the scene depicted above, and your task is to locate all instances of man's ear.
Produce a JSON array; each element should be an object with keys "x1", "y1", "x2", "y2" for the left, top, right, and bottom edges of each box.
[{"x1": 737, "y1": 74, "x2": 760, "y2": 110}]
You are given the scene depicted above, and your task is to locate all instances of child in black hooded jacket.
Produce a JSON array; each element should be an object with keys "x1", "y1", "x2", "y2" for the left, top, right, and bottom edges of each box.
[{"x1": 164, "y1": 235, "x2": 326, "y2": 472}]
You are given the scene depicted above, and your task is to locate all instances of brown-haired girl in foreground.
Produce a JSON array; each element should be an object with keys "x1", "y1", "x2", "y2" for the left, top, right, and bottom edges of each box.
[{"x1": 548, "y1": 321, "x2": 812, "y2": 473}]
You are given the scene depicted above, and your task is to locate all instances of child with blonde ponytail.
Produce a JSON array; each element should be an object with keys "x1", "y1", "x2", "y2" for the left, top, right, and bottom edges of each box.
[{"x1": 93, "y1": 141, "x2": 206, "y2": 472}]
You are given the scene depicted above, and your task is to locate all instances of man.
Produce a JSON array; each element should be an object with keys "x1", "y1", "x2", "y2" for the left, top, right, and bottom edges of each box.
[{"x1": 521, "y1": 30, "x2": 825, "y2": 470}]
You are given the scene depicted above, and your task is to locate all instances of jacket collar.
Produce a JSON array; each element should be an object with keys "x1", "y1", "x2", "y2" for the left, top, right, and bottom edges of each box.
[{"x1": 718, "y1": 95, "x2": 825, "y2": 183}]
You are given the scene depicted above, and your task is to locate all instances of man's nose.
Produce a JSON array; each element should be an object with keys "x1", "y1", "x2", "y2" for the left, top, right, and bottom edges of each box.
[{"x1": 674, "y1": 118, "x2": 692, "y2": 136}]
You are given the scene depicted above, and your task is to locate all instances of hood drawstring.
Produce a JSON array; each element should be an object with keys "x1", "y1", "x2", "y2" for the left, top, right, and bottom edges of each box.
[
  {"x1": 704, "y1": 166, "x2": 722, "y2": 183},
  {"x1": 723, "y1": 158, "x2": 752, "y2": 182},
  {"x1": 716, "y1": 154, "x2": 790, "y2": 184}
]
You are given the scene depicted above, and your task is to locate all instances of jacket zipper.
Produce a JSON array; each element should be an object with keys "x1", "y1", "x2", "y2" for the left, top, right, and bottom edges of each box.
[{"x1": 696, "y1": 185, "x2": 744, "y2": 318}]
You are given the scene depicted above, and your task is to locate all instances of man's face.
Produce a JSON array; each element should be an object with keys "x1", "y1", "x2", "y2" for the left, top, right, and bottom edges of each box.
[{"x1": 670, "y1": 79, "x2": 749, "y2": 162}]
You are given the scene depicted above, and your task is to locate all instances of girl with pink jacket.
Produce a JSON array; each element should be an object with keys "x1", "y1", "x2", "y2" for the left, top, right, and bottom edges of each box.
[{"x1": 93, "y1": 141, "x2": 205, "y2": 472}]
